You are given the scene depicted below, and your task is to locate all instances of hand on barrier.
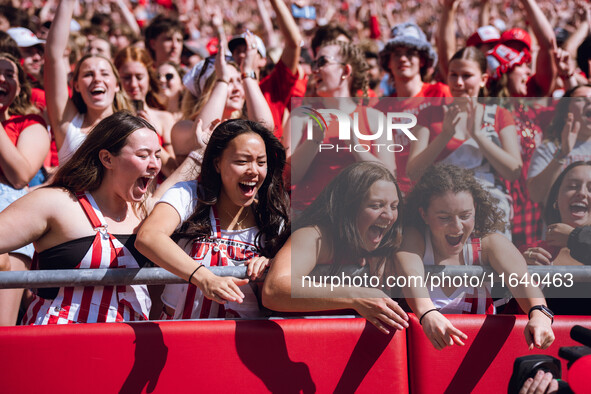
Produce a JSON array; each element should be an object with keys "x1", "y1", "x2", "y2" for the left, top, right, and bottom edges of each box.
[
  {"x1": 421, "y1": 311, "x2": 468, "y2": 350},
  {"x1": 245, "y1": 256, "x2": 270, "y2": 280},
  {"x1": 523, "y1": 247, "x2": 552, "y2": 266},
  {"x1": 199, "y1": 273, "x2": 248, "y2": 304},
  {"x1": 352, "y1": 297, "x2": 409, "y2": 335}
]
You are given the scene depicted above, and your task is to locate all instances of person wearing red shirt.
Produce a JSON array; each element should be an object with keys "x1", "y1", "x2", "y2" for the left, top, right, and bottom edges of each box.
[{"x1": 375, "y1": 22, "x2": 451, "y2": 193}]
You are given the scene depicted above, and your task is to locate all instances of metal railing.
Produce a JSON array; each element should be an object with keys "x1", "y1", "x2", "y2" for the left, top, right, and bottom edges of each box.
[{"x1": 0, "y1": 265, "x2": 590, "y2": 289}]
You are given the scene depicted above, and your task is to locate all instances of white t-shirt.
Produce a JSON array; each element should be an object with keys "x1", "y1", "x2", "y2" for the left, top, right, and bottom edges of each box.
[
  {"x1": 527, "y1": 140, "x2": 591, "y2": 179},
  {"x1": 157, "y1": 180, "x2": 266, "y2": 319}
]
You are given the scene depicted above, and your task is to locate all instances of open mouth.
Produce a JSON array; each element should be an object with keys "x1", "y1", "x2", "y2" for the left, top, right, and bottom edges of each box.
[
  {"x1": 367, "y1": 224, "x2": 390, "y2": 245},
  {"x1": 0, "y1": 87, "x2": 8, "y2": 97},
  {"x1": 136, "y1": 176, "x2": 154, "y2": 193},
  {"x1": 569, "y1": 201, "x2": 589, "y2": 218},
  {"x1": 445, "y1": 234, "x2": 463, "y2": 246},
  {"x1": 239, "y1": 181, "x2": 257, "y2": 196},
  {"x1": 91, "y1": 87, "x2": 106, "y2": 97}
]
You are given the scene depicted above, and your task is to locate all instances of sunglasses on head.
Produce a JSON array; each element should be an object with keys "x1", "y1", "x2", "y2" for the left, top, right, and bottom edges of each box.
[
  {"x1": 198, "y1": 54, "x2": 234, "y2": 81},
  {"x1": 311, "y1": 55, "x2": 344, "y2": 70}
]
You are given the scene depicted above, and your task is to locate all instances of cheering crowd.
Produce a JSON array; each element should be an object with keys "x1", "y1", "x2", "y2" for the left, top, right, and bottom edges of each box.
[{"x1": 0, "y1": 1, "x2": 590, "y2": 368}]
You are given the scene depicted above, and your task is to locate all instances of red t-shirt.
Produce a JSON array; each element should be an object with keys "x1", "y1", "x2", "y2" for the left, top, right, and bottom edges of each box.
[
  {"x1": 291, "y1": 105, "x2": 375, "y2": 212},
  {"x1": 1, "y1": 114, "x2": 47, "y2": 177},
  {"x1": 373, "y1": 82, "x2": 451, "y2": 193},
  {"x1": 260, "y1": 60, "x2": 307, "y2": 139}
]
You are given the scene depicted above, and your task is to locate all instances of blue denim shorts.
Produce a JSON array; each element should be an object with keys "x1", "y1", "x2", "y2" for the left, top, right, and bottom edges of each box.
[{"x1": 0, "y1": 183, "x2": 34, "y2": 259}]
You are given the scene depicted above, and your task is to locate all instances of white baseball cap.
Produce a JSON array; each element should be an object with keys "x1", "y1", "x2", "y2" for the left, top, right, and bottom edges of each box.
[{"x1": 7, "y1": 27, "x2": 45, "y2": 48}]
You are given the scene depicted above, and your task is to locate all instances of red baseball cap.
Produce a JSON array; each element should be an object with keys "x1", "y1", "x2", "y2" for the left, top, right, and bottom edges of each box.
[
  {"x1": 500, "y1": 28, "x2": 531, "y2": 51},
  {"x1": 466, "y1": 26, "x2": 500, "y2": 47}
]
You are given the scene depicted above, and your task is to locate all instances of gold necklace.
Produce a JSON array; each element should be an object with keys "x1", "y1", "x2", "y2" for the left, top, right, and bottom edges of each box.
[{"x1": 222, "y1": 206, "x2": 249, "y2": 227}]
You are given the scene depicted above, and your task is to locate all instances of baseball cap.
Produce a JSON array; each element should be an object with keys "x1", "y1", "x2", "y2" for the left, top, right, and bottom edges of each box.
[
  {"x1": 500, "y1": 28, "x2": 531, "y2": 51},
  {"x1": 7, "y1": 27, "x2": 45, "y2": 48},
  {"x1": 228, "y1": 33, "x2": 267, "y2": 59},
  {"x1": 466, "y1": 26, "x2": 500, "y2": 47}
]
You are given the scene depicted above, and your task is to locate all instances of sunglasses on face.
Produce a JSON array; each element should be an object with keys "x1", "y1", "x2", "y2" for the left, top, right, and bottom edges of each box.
[
  {"x1": 159, "y1": 73, "x2": 175, "y2": 81},
  {"x1": 311, "y1": 55, "x2": 344, "y2": 71}
]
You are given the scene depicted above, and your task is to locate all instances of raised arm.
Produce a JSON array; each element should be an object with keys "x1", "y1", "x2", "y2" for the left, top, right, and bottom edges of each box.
[
  {"x1": 44, "y1": 0, "x2": 78, "y2": 148},
  {"x1": 270, "y1": 0, "x2": 302, "y2": 74},
  {"x1": 112, "y1": 0, "x2": 141, "y2": 37},
  {"x1": 520, "y1": 0, "x2": 558, "y2": 96},
  {"x1": 0, "y1": 122, "x2": 50, "y2": 189},
  {"x1": 241, "y1": 32, "x2": 274, "y2": 129},
  {"x1": 256, "y1": 0, "x2": 279, "y2": 49},
  {"x1": 527, "y1": 115, "x2": 579, "y2": 203},
  {"x1": 436, "y1": 0, "x2": 459, "y2": 84}
]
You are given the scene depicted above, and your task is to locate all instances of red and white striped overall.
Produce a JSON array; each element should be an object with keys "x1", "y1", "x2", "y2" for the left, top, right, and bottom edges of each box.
[
  {"x1": 161, "y1": 206, "x2": 263, "y2": 320},
  {"x1": 22, "y1": 192, "x2": 151, "y2": 325},
  {"x1": 424, "y1": 232, "x2": 495, "y2": 315}
]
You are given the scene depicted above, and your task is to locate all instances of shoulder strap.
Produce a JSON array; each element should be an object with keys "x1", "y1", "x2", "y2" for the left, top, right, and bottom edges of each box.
[
  {"x1": 210, "y1": 206, "x2": 222, "y2": 238},
  {"x1": 76, "y1": 192, "x2": 106, "y2": 229}
]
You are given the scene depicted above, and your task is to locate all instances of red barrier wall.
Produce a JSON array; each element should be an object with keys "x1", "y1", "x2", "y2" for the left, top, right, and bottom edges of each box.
[
  {"x1": 407, "y1": 314, "x2": 591, "y2": 393},
  {"x1": 1, "y1": 315, "x2": 589, "y2": 393},
  {"x1": 0, "y1": 317, "x2": 408, "y2": 393}
]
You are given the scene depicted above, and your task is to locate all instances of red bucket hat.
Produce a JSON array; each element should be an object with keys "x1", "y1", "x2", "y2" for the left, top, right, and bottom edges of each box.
[{"x1": 487, "y1": 44, "x2": 531, "y2": 80}]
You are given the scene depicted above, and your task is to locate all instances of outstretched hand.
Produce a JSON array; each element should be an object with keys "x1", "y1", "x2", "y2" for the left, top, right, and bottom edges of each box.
[
  {"x1": 352, "y1": 297, "x2": 409, "y2": 334},
  {"x1": 524, "y1": 312, "x2": 555, "y2": 350},
  {"x1": 421, "y1": 310, "x2": 468, "y2": 349}
]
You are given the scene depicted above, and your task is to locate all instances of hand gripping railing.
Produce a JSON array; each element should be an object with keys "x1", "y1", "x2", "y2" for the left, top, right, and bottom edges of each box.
[{"x1": 0, "y1": 265, "x2": 590, "y2": 289}]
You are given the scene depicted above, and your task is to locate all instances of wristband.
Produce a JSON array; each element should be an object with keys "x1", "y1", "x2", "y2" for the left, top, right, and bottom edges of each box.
[
  {"x1": 241, "y1": 71, "x2": 257, "y2": 80},
  {"x1": 188, "y1": 264, "x2": 205, "y2": 284},
  {"x1": 553, "y1": 147, "x2": 567, "y2": 164},
  {"x1": 419, "y1": 308, "x2": 441, "y2": 325},
  {"x1": 528, "y1": 305, "x2": 554, "y2": 324},
  {"x1": 188, "y1": 150, "x2": 203, "y2": 163}
]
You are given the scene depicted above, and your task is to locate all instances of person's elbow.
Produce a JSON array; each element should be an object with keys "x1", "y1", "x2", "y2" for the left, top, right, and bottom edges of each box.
[
  {"x1": 261, "y1": 276, "x2": 290, "y2": 311},
  {"x1": 135, "y1": 226, "x2": 159, "y2": 257},
  {"x1": 502, "y1": 162, "x2": 522, "y2": 182}
]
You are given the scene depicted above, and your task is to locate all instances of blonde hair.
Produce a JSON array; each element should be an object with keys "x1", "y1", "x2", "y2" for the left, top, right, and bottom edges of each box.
[
  {"x1": 113, "y1": 46, "x2": 167, "y2": 110},
  {"x1": 71, "y1": 54, "x2": 131, "y2": 114},
  {"x1": 181, "y1": 61, "x2": 241, "y2": 120},
  {"x1": 321, "y1": 40, "x2": 370, "y2": 98}
]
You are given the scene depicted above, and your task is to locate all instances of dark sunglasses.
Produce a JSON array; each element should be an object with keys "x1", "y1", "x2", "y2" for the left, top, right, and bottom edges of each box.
[
  {"x1": 310, "y1": 55, "x2": 344, "y2": 71},
  {"x1": 159, "y1": 73, "x2": 175, "y2": 81},
  {"x1": 198, "y1": 55, "x2": 234, "y2": 81}
]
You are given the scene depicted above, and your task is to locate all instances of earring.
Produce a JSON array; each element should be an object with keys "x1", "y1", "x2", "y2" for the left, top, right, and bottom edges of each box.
[
  {"x1": 553, "y1": 201, "x2": 558, "y2": 209},
  {"x1": 341, "y1": 75, "x2": 346, "y2": 80}
]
